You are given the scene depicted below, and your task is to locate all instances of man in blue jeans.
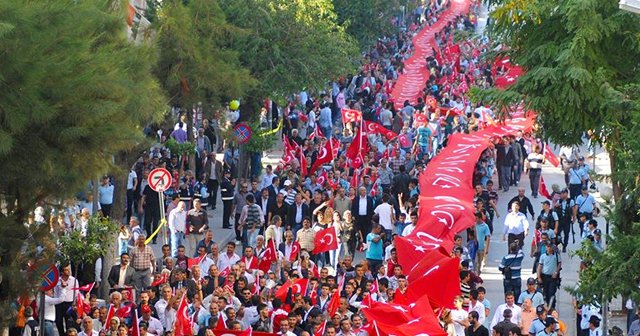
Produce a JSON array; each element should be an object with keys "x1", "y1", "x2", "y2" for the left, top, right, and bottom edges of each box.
[
  {"x1": 498, "y1": 242, "x2": 524, "y2": 299},
  {"x1": 366, "y1": 224, "x2": 385, "y2": 275},
  {"x1": 168, "y1": 201, "x2": 187, "y2": 257}
]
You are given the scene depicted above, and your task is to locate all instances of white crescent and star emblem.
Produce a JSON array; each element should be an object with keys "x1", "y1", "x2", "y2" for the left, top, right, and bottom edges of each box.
[
  {"x1": 318, "y1": 148, "x2": 328, "y2": 160},
  {"x1": 322, "y1": 232, "x2": 334, "y2": 245},
  {"x1": 292, "y1": 284, "x2": 302, "y2": 293}
]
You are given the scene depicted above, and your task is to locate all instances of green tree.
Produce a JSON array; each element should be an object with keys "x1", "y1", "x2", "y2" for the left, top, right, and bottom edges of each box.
[
  {"x1": 332, "y1": 0, "x2": 402, "y2": 48},
  {"x1": 153, "y1": 0, "x2": 255, "y2": 109},
  {"x1": 219, "y1": 0, "x2": 359, "y2": 98},
  {"x1": 478, "y1": 0, "x2": 640, "y2": 302},
  {"x1": 0, "y1": 0, "x2": 165, "y2": 318}
]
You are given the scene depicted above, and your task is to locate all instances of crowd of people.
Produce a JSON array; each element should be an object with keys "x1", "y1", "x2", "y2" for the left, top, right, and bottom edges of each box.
[{"x1": 10, "y1": 1, "x2": 631, "y2": 336}]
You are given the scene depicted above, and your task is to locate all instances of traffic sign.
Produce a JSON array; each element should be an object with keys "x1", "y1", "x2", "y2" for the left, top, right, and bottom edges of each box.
[
  {"x1": 147, "y1": 168, "x2": 172, "y2": 192},
  {"x1": 40, "y1": 264, "x2": 59, "y2": 291},
  {"x1": 233, "y1": 123, "x2": 252, "y2": 144}
]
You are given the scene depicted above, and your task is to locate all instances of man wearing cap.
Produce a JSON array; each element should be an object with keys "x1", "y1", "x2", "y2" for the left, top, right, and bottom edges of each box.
[
  {"x1": 140, "y1": 304, "x2": 163, "y2": 335},
  {"x1": 518, "y1": 278, "x2": 545, "y2": 308},
  {"x1": 592, "y1": 229, "x2": 604, "y2": 253},
  {"x1": 528, "y1": 305, "x2": 548, "y2": 336},
  {"x1": 582, "y1": 219, "x2": 598, "y2": 241},
  {"x1": 555, "y1": 189, "x2": 575, "y2": 252},
  {"x1": 574, "y1": 186, "x2": 598, "y2": 224},
  {"x1": 537, "y1": 243, "x2": 562, "y2": 308},
  {"x1": 536, "y1": 317, "x2": 558, "y2": 336},
  {"x1": 220, "y1": 169, "x2": 235, "y2": 229},
  {"x1": 588, "y1": 315, "x2": 602, "y2": 336}
]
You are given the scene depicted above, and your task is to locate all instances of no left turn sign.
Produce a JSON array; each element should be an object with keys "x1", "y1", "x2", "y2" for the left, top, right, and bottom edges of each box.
[{"x1": 147, "y1": 168, "x2": 172, "y2": 192}]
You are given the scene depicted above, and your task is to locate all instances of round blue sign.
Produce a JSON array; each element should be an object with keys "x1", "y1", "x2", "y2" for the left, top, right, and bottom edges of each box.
[
  {"x1": 40, "y1": 264, "x2": 59, "y2": 291},
  {"x1": 233, "y1": 123, "x2": 252, "y2": 144}
]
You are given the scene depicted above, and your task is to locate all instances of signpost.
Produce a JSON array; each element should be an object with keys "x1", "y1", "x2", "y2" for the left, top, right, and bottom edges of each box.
[
  {"x1": 233, "y1": 123, "x2": 252, "y2": 145},
  {"x1": 39, "y1": 264, "x2": 59, "y2": 336},
  {"x1": 147, "y1": 168, "x2": 172, "y2": 245}
]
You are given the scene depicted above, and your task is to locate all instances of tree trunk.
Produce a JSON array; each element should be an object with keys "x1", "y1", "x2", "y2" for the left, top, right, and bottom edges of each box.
[{"x1": 101, "y1": 150, "x2": 142, "y2": 298}]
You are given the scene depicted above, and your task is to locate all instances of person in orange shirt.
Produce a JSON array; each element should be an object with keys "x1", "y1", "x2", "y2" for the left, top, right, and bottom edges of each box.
[
  {"x1": 520, "y1": 298, "x2": 537, "y2": 335},
  {"x1": 549, "y1": 308, "x2": 566, "y2": 336}
]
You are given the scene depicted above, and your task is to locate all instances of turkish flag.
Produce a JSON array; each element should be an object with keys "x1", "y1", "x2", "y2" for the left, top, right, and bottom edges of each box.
[
  {"x1": 289, "y1": 241, "x2": 301, "y2": 262},
  {"x1": 275, "y1": 281, "x2": 292, "y2": 302},
  {"x1": 187, "y1": 254, "x2": 207, "y2": 270},
  {"x1": 282, "y1": 138, "x2": 298, "y2": 164},
  {"x1": 174, "y1": 294, "x2": 193, "y2": 336},
  {"x1": 291, "y1": 278, "x2": 309, "y2": 296},
  {"x1": 76, "y1": 292, "x2": 85, "y2": 317},
  {"x1": 394, "y1": 234, "x2": 453, "y2": 270},
  {"x1": 326, "y1": 276, "x2": 345, "y2": 317},
  {"x1": 215, "y1": 312, "x2": 227, "y2": 330},
  {"x1": 407, "y1": 245, "x2": 452, "y2": 278},
  {"x1": 151, "y1": 273, "x2": 168, "y2": 287},
  {"x1": 317, "y1": 170, "x2": 329, "y2": 187},
  {"x1": 540, "y1": 175, "x2": 552, "y2": 200},
  {"x1": 345, "y1": 129, "x2": 368, "y2": 164},
  {"x1": 102, "y1": 305, "x2": 115, "y2": 331},
  {"x1": 300, "y1": 149, "x2": 308, "y2": 177},
  {"x1": 364, "y1": 121, "x2": 397, "y2": 140},
  {"x1": 313, "y1": 227, "x2": 338, "y2": 254},
  {"x1": 210, "y1": 330, "x2": 273, "y2": 336},
  {"x1": 330, "y1": 138, "x2": 341, "y2": 159},
  {"x1": 116, "y1": 304, "x2": 132, "y2": 320},
  {"x1": 426, "y1": 96, "x2": 437, "y2": 109},
  {"x1": 258, "y1": 239, "x2": 277, "y2": 273},
  {"x1": 309, "y1": 283, "x2": 318, "y2": 305},
  {"x1": 544, "y1": 144, "x2": 560, "y2": 167},
  {"x1": 314, "y1": 321, "x2": 327, "y2": 336},
  {"x1": 131, "y1": 311, "x2": 140, "y2": 336},
  {"x1": 361, "y1": 300, "x2": 414, "y2": 325},
  {"x1": 309, "y1": 140, "x2": 333, "y2": 176},
  {"x1": 341, "y1": 108, "x2": 363, "y2": 123},
  {"x1": 398, "y1": 134, "x2": 411, "y2": 148},
  {"x1": 370, "y1": 278, "x2": 379, "y2": 294},
  {"x1": 71, "y1": 282, "x2": 95, "y2": 293},
  {"x1": 219, "y1": 266, "x2": 231, "y2": 278},
  {"x1": 350, "y1": 168, "x2": 360, "y2": 187},
  {"x1": 413, "y1": 113, "x2": 427, "y2": 125},
  {"x1": 406, "y1": 256, "x2": 461, "y2": 308},
  {"x1": 375, "y1": 316, "x2": 447, "y2": 336}
]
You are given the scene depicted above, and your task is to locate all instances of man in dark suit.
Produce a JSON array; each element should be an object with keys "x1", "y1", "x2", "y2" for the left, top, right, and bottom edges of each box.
[
  {"x1": 266, "y1": 176, "x2": 280, "y2": 201},
  {"x1": 287, "y1": 193, "x2": 309, "y2": 232},
  {"x1": 108, "y1": 253, "x2": 135, "y2": 289},
  {"x1": 351, "y1": 186, "x2": 374, "y2": 241},
  {"x1": 300, "y1": 296, "x2": 322, "y2": 330},
  {"x1": 170, "y1": 268, "x2": 197, "y2": 300},
  {"x1": 257, "y1": 188, "x2": 272, "y2": 226},
  {"x1": 204, "y1": 153, "x2": 223, "y2": 210}
]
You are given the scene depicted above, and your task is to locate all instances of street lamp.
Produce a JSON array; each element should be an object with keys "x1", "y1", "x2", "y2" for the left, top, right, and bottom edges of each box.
[{"x1": 620, "y1": 0, "x2": 640, "y2": 14}]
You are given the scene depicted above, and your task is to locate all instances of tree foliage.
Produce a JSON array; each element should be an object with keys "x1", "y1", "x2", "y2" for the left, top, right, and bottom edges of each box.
[
  {"x1": 482, "y1": 0, "x2": 640, "y2": 302},
  {"x1": 219, "y1": 0, "x2": 359, "y2": 97},
  {"x1": 0, "y1": 0, "x2": 165, "y2": 311},
  {"x1": 153, "y1": 0, "x2": 255, "y2": 108},
  {"x1": 332, "y1": 0, "x2": 402, "y2": 48}
]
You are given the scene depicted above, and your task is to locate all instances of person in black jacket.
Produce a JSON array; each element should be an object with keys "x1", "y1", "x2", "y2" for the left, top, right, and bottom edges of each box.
[
  {"x1": 170, "y1": 268, "x2": 197, "y2": 300},
  {"x1": 220, "y1": 170, "x2": 235, "y2": 229},
  {"x1": 499, "y1": 137, "x2": 516, "y2": 192},
  {"x1": 507, "y1": 188, "x2": 535, "y2": 219},
  {"x1": 351, "y1": 187, "x2": 374, "y2": 241}
]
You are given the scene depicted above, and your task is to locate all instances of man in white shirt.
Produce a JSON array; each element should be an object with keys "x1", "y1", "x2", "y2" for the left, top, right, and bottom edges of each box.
[
  {"x1": 374, "y1": 194, "x2": 395, "y2": 237},
  {"x1": 490, "y1": 292, "x2": 523, "y2": 331},
  {"x1": 78, "y1": 316, "x2": 99, "y2": 336},
  {"x1": 468, "y1": 289, "x2": 486, "y2": 325},
  {"x1": 54, "y1": 264, "x2": 78, "y2": 336},
  {"x1": 141, "y1": 304, "x2": 164, "y2": 335},
  {"x1": 502, "y1": 202, "x2": 529, "y2": 250},
  {"x1": 154, "y1": 285, "x2": 173, "y2": 327},
  {"x1": 168, "y1": 201, "x2": 187, "y2": 257},
  {"x1": 260, "y1": 165, "x2": 277, "y2": 191},
  {"x1": 217, "y1": 241, "x2": 241, "y2": 272},
  {"x1": 451, "y1": 296, "x2": 469, "y2": 336},
  {"x1": 42, "y1": 290, "x2": 63, "y2": 336}
]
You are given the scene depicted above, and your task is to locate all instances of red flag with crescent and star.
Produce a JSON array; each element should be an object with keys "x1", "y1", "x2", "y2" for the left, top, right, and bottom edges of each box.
[
  {"x1": 363, "y1": 121, "x2": 397, "y2": 140},
  {"x1": 313, "y1": 227, "x2": 338, "y2": 254},
  {"x1": 341, "y1": 108, "x2": 362, "y2": 124},
  {"x1": 174, "y1": 293, "x2": 192, "y2": 336},
  {"x1": 309, "y1": 140, "x2": 333, "y2": 176}
]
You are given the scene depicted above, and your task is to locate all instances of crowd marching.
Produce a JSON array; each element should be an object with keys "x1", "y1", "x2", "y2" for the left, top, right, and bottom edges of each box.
[{"x1": 10, "y1": 1, "x2": 631, "y2": 336}]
